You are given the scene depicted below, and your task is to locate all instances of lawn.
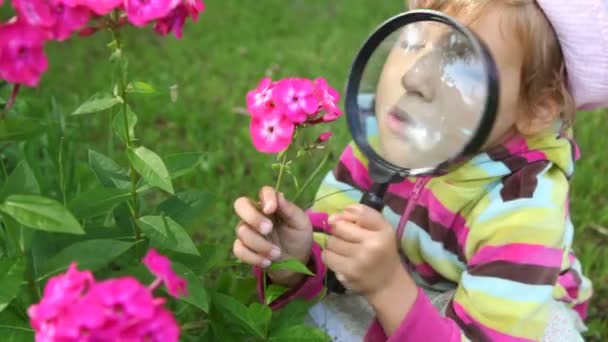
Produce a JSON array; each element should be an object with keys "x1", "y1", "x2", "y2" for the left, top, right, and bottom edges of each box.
[{"x1": 11, "y1": 0, "x2": 608, "y2": 339}]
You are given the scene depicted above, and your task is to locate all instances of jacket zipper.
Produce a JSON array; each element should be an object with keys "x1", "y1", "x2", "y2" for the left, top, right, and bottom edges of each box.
[{"x1": 396, "y1": 177, "x2": 429, "y2": 241}]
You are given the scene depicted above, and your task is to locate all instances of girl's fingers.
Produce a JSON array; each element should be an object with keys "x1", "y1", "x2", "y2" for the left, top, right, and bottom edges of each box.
[
  {"x1": 234, "y1": 196, "x2": 273, "y2": 235},
  {"x1": 236, "y1": 223, "x2": 281, "y2": 260},
  {"x1": 326, "y1": 236, "x2": 357, "y2": 257},
  {"x1": 233, "y1": 239, "x2": 271, "y2": 268},
  {"x1": 322, "y1": 248, "x2": 354, "y2": 278},
  {"x1": 259, "y1": 186, "x2": 279, "y2": 215},
  {"x1": 329, "y1": 219, "x2": 366, "y2": 243}
]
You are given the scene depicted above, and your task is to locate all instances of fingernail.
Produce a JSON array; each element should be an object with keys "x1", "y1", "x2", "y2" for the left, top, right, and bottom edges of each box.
[
  {"x1": 260, "y1": 220, "x2": 272, "y2": 235},
  {"x1": 279, "y1": 192, "x2": 285, "y2": 202},
  {"x1": 263, "y1": 201, "x2": 272, "y2": 213},
  {"x1": 328, "y1": 215, "x2": 338, "y2": 224},
  {"x1": 270, "y1": 247, "x2": 281, "y2": 260},
  {"x1": 261, "y1": 259, "x2": 271, "y2": 268}
]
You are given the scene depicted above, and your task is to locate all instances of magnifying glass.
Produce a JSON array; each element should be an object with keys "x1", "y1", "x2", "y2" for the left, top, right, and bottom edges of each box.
[{"x1": 326, "y1": 10, "x2": 499, "y2": 294}]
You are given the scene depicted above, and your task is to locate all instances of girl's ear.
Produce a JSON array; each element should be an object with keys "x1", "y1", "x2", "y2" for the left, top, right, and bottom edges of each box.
[{"x1": 515, "y1": 97, "x2": 560, "y2": 136}]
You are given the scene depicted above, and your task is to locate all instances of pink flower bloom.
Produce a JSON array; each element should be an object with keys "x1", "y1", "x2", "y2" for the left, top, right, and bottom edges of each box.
[
  {"x1": 48, "y1": 3, "x2": 91, "y2": 41},
  {"x1": 317, "y1": 131, "x2": 332, "y2": 143},
  {"x1": 125, "y1": 0, "x2": 181, "y2": 27},
  {"x1": 0, "y1": 20, "x2": 49, "y2": 86},
  {"x1": 89, "y1": 277, "x2": 158, "y2": 320},
  {"x1": 57, "y1": 0, "x2": 122, "y2": 16},
  {"x1": 246, "y1": 77, "x2": 274, "y2": 117},
  {"x1": 122, "y1": 306, "x2": 180, "y2": 342},
  {"x1": 249, "y1": 111, "x2": 295, "y2": 153},
  {"x1": 11, "y1": 0, "x2": 56, "y2": 27},
  {"x1": 184, "y1": 0, "x2": 204, "y2": 20},
  {"x1": 273, "y1": 78, "x2": 318, "y2": 123},
  {"x1": 143, "y1": 249, "x2": 188, "y2": 298},
  {"x1": 154, "y1": 0, "x2": 204, "y2": 39},
  {"x1": 314, "y1": 77, "x2": 342, "y2": 120},
  {"x1": 27, "y1": 263, "x2": 96, "y2": 341}
]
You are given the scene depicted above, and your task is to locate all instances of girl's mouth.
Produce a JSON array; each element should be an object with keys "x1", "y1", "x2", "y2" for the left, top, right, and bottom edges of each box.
[{"x1": 385, "y1": 107, "x2": 413, "y2": 139}]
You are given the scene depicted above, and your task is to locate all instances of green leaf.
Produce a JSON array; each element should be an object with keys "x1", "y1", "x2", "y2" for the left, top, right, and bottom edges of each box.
[
  {"x1": 0, "y1": 195, "x2": 83, "y2": 234},
  {"x1": 0, "y1": 308, "x2": 34, "y2": 342},
  {"x1": 268, "y1": 259, "x2": 314, "y2": 276},
  {"x1": 269, "y1": 324, "x2": 330, "y2": 341},
  {"x1": 138, "y1": 216, "x2": 199, "y2": 256},
  {"x1": 127, "y1": 146, "x2": 174, "y2": 194},
  {"x1": 158, "y1": 191, "x2": 213, "y2": 226},
  {"x1": 248, "y1": 303, "x2": 272, "y2": 337},
  {"x1": 211, "y1": 292, "x2": 263, "y2": 338},
  {"x1": 0, "y1": 118, "x2": 44, "y2": 142},
  {"x1": 88, "y1": 150, "x2": 130, "y2": 189},
  {"x1": 126, "y1": 81, "x2": 157, "y2": 95},
  {"x1": 41, "y1": 239, "x2": 133, "y2": 277},
  {"x1": 164, "y1": 152, "x2": 204, "y2": 178},
  {"x1": 270, "y1": 299, "x2": 315, "y2": 334},
  {"x1": 265, "y1": 284, "x2": 289, "y2": 305},
  {"x1": 68, "y1": 187, "x2": 130, "y2": 219},
  {"x1": 0, "y1": 258, "x2": 25, "y2": 312},
  {"x1": 113, "y1": 105, "x2": 138, "y2": 144},
  {"x1": 0, "y1": 161, "x2": 40, "y2": 200},
  {"x1": 72, "y1": 93, "x2": 123, "y2": 115},
  {"x1": 171, "y1": 262, "x2": 209, "y2": 313}
]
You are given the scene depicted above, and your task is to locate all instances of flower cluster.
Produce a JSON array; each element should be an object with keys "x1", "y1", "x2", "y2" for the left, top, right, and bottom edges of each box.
[
  {"x1": 27, "y1": 249, "x2": 187, "y2": 342},
  {"x1": 246, "y1": 77, "x2": 342, "y2": 153},
  {"x1": 0, "y1": 0, "x2": 205, "y2": 86}
]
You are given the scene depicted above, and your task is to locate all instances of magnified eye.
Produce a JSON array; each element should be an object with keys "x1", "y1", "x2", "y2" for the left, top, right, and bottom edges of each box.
[{"x1": 446, "y1": 33, "x2": 474, "y2": 59}]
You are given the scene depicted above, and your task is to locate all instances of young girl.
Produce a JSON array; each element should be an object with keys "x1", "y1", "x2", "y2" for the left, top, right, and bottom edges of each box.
[{"x1": 233, "y1": 1, "x2": 608, "y2": 341}]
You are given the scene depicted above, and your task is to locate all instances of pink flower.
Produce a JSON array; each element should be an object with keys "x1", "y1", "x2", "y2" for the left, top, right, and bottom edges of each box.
[
  {"x1": 273, "y1": 78, "x2": 319, "y2": 123},
  {"x1": 122, "y1": 306, "x2": 180, "y2": 342},
  {"x1": 184, "y1": 0, "x2": 204, "y2": 20},
  {"x1": 0, "y1": 20, "x2": 49, "y2": 86},
  {"x1": 317, "y1": 131, "x2": 332, "y2": 143},
  {"x1": 154, "y1": 0, "x2": 204, "y2": 39},
  {"x1": 249, "y1": 111, "x2": 295, "y2": 153},
  {"x1": 143, "y1": 249, "x2": 188, "y2": 298},
  {"x1": 314, "y1": 77, "x2": 342, "y2": 121},
  {"x1": 89, "y1": 277, "x2": 158, "y2": 320},
  {"x1": 125, "y1": 0, "x2": 181, "y2": 27},
  {"x1": 48, "y1": 3, "x2": 91, "y2": 41},
  {"x1": 246, "y1": 77, "x2": 274, "y2": 117},
  {"x1": 11, "y1": 0, "x2": 56, "y2": 27},
  {"x1": 27, "y1": 263, "x2": 96, "y2": 341},
  {"x1": 62, "y1": 0, "x2": 122, "y2": 15}
]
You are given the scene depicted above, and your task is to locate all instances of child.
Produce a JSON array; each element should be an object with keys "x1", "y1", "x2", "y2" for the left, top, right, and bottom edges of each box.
[{"x1": 233, "y1": 0, "x2": 608, "y2": 341}]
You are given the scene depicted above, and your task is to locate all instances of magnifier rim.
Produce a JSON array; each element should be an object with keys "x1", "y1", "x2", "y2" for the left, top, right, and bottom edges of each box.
[{"x1": 345, "y1": 9, "x2": 499, "y2": 177}]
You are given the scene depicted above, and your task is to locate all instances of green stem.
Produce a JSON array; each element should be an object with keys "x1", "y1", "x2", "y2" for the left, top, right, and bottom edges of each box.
[
  {"x1": 58, "y1": 137, "x2": 67, "y2": 206},
  {"x1": 293, "y1": 152, "x2": 330, "y2": 205},
  {"x1": 274, "y1": 151, "x2": 288, "y2": 193},
  {"x1": 111, "y1": 25, "x2": 141, "y2": 257}
]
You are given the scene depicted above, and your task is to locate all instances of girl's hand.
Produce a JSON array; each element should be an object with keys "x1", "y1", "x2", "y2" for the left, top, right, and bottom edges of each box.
[
  {"x1": 233, "y1": 186, "x2": 313, "y2": 286},
  {"x1": 323, "y1": 204, "x2": 407, "y2": 298}
]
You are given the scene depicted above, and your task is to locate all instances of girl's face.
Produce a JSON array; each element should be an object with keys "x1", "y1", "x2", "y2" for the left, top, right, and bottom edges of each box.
[{"x1": 373, "y1": 5, "x2": 524, "y2": 168}]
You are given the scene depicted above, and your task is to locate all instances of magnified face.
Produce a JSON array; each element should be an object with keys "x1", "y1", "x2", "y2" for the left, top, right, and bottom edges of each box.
[{"x1": 358, "y1": 20, "x2": 488, "y2": 170}]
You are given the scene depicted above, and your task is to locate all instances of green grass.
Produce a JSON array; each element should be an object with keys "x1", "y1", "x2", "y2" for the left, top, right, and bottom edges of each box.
[{"x1": 14, "y1": 0, "x2": 608, "y2": 338}]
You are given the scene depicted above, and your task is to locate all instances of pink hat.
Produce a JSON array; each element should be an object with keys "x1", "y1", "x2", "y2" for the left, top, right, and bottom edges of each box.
[{"x1": 536, "y1": 0, "x2": 608, "y2": 110}]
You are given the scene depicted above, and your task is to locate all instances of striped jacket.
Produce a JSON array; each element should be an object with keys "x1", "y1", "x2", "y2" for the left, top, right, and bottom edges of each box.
[{"x1": 256, "y1": 130, "x2": 593, "y2": 341}]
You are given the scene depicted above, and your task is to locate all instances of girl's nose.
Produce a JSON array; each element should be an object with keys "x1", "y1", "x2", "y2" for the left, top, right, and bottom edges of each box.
[{"x1": 400, "y1": 51, "x2": 437, "y2": 102}]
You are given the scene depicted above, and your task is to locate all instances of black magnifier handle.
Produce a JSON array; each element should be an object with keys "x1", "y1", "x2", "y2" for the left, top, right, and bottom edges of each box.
[{"x1": 326, "y1": 182, "x2": 389, "y2": 294}]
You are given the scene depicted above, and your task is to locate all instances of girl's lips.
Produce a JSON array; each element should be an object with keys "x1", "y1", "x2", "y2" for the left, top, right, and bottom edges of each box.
[{"x1": 384, "y1": 108, "x2": 411, "y2": 139}]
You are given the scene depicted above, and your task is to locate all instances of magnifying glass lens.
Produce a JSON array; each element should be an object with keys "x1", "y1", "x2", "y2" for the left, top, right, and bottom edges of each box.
[{"x1": 357, "y1": 20, "x2": 490, "y2": 170}]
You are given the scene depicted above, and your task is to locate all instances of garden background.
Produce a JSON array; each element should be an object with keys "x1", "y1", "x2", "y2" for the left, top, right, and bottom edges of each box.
[{"x1": 1, "y1": 0, "x2": 606, "y2": 339}]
